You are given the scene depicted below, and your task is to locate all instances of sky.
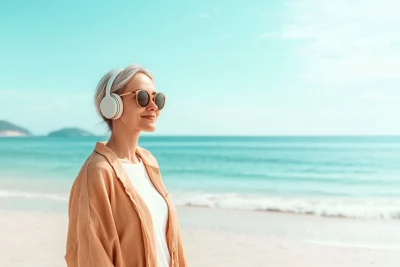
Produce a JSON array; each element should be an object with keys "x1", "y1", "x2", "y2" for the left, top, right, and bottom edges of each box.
[{"x1": 1, "y1": 0, "x2": 399, "y2": 136}]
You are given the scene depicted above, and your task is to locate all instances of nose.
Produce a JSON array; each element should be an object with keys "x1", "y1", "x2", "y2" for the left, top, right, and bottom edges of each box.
[{"x1": 146, "y1": 97, "x2": 158, "y2": 111}]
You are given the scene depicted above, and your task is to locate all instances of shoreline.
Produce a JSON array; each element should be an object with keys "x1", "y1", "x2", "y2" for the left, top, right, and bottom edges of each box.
[
  {"x1": 180, "y1": 204, "x2": 400, "y2": 221},
  {"x1": 1, "y1": 199, "x2": 400, "y2": 221}
]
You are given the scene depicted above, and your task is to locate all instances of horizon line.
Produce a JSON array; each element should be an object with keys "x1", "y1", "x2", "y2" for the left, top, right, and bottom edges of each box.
[{"x1": 4, "y1": 134, "x2": 400, "y2": 138}]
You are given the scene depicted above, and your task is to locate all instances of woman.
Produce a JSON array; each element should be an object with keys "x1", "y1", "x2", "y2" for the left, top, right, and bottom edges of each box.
[{"x1": 65, "y1": 64, "x2": 187, "y2": 267}]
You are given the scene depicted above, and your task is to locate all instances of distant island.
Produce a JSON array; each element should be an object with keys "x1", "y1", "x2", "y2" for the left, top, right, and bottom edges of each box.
[
  {"x1": 47, "y1": 127, "x2": 95, "y2": 137},
  {"x1": 0, "y1": 120, "x2": 97, "y2": 137},
  {"x1": 0, "y1": 120, "x2": 32, "y2": 137}
]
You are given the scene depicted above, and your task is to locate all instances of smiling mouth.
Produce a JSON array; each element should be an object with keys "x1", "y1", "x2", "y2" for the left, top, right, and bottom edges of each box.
[{"x1": 142, "y1": 116, "x2": 156, "y2": 120}]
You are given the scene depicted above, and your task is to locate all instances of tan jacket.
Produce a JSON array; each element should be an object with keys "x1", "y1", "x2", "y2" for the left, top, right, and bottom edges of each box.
[{"x1": 65, "y1": 142, "x2": 187, "y2": 267}]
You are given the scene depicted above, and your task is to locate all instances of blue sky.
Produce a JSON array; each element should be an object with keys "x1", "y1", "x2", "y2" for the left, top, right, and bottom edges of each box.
[{"x1": 1, "y1": 0, "x2": 399, "y2": 136}]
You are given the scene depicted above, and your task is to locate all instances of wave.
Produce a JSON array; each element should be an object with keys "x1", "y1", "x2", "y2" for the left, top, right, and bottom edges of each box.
[
  {"x1": 2, "y1": 189, "x2": 400, "y2": 220},
  {"x1": 0, "y1": 190, "x2": 68, "y2": 201},
  {"x1": 166, "y1": 168, "x2": 400, "y2": 185},
  {"x1": 171, "y1": 192, "x2": 400, "y2": 220}
]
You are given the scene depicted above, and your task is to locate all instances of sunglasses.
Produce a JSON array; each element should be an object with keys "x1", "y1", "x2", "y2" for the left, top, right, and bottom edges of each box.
[{"x1": 119, "y1": 90, "x2": 166, "y2": 110}]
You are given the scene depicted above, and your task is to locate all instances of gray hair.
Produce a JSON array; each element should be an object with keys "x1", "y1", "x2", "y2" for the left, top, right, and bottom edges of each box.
[{"x1": 94, "y1": 64, "x2": 154, "y2": 131}]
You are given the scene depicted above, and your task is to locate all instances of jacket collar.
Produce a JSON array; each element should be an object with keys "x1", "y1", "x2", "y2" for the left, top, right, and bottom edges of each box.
[{"x1": 93, "y1": 141, "x2": 159, "y2": 179}]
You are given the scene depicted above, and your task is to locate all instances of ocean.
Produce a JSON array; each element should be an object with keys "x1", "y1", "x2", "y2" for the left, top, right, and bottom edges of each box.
[{"x1": 1, "y1": 136, "x2": 400, "y2": 219}]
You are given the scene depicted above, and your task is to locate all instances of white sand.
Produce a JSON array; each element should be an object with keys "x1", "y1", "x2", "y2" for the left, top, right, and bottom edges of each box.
[{"x1": 1, "y1": 207, "x2": 399, "y2": 267}]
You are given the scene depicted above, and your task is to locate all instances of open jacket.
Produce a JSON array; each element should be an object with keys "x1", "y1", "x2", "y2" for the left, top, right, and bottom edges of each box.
[{"x1": 65, "y1": 142, "x2": 187, "y2": 267}]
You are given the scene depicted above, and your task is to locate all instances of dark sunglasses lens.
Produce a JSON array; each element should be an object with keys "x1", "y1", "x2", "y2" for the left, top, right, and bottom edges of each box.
[
  {"x1": 155, "y1": 93, "x2": 165, "y2": 110},
  {"x1": 137, "y1": 90, "x2": 149, "y2": 107}
]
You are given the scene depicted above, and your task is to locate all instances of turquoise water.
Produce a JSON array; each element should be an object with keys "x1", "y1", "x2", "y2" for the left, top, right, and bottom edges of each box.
[{"x1": 1, "y1": 136, "x2": 400, "y2": 219}]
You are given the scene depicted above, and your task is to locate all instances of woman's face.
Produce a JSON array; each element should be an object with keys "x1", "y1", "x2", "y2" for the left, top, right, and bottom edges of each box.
[{"x1": 115, "y1": 72, "x2": 161, "y2": 133}]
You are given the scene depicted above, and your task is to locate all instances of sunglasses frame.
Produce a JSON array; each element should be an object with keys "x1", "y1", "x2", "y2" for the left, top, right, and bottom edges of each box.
[{"x1": 119, "y1": 90, "x2": 166, "y2": 110}]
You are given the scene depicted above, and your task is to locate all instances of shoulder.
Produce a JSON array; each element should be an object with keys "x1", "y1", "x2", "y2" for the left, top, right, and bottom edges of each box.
[
  {"x1": 87, "y1": 152, "x2": 115, "y2": 174},
  {"x1": 72, "y1": 151, "x2": 116, "y2": 194}
]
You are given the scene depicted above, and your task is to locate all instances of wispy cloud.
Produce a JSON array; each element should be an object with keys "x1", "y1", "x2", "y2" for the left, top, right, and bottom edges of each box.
[{"x1": 282, "y1": 0, "x2": 400, "y2": 83}]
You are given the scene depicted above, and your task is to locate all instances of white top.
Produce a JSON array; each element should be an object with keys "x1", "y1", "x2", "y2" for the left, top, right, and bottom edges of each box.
[{"x1": 120, "y1": 158, "x2": 170, "y2": 267}]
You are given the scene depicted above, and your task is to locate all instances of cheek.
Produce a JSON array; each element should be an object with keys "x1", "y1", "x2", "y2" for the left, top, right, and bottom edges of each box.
[{"x1": 122, "y1": 103, "x2": 141, "y2": 121}]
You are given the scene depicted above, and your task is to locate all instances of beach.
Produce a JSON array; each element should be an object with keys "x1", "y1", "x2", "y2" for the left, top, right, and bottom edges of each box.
[
  {"x1": 1, "y1": 206, "x2": 399, "y2": 267},
  {"x1": 1, "y1": 136, "x2": 400, "y2": 266}
]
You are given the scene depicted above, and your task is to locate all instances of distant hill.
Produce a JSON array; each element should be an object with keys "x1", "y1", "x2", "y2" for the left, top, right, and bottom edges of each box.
[
  {"x1": 0, "y1": 120, "x2": 32, "y2": 137},
  {"x1": 47, "y1": 127, "x2": 95, "y2": 137}
]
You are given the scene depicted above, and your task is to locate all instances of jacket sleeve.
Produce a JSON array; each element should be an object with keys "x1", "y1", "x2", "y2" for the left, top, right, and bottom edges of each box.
[
  {"x1": 65, "y1": 161, "x2": 117, "y2": 267},
  {"x1": 176, "y1": 218, "x2": 188, "y2": 267}
]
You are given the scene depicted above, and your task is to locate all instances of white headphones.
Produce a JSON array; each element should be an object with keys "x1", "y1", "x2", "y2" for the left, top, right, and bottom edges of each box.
[{"x1": 99, "y1": 69, "x2": 124, "y2": 120}]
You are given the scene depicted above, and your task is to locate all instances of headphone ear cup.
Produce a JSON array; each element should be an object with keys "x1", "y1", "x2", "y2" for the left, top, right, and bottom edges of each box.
[
  {"x1": 100, "y1": 95, "x2": 119, "y2": 119},
  {"x1": 111, "y1": 93, "x2": 124, "y2": 120}
]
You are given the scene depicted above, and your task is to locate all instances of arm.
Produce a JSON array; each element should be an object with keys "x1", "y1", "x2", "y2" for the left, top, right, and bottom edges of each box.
[{"x1": 65, "y1": 162, "x2": 117, "y2": 267}]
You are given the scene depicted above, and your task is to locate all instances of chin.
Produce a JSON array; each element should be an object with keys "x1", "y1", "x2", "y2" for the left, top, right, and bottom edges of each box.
[{"x1": 140, "y1": 125, "x2": 156, "y2": 132}]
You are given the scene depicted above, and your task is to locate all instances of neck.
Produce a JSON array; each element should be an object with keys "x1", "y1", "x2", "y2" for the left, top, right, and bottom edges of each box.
[{"x1": 106, "y1": 127, "x2": 141, "y2": 164}]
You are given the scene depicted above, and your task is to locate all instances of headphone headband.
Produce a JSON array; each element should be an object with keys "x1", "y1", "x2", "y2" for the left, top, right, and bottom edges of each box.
[{"x1": 105, "y1": 69, "x2": 122, "y2": 97}]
